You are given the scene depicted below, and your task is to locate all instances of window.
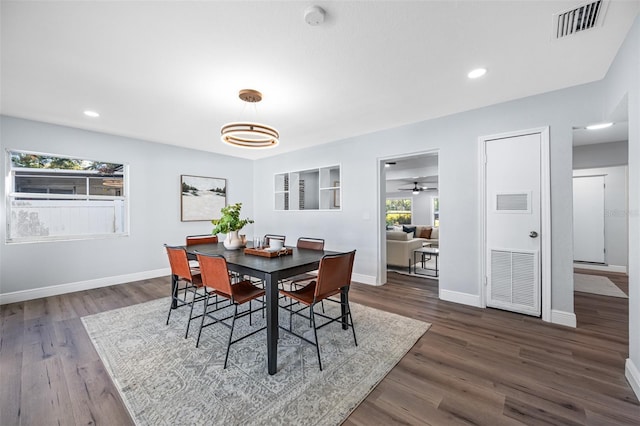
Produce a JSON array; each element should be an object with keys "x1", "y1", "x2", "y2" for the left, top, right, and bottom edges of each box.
[
  {"x1": 432, "y1": 197, "x2": 439, "y2": 227},
  {"x1": 386, "y1": 198, "x2": 412, "y2": 226},
  {"x1": 6, "y1": 150, "x2": 128, "y2": 243}
]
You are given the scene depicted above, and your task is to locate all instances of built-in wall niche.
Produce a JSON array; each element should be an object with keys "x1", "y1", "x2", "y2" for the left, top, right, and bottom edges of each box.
[{"x1": 275, "y1": 165, "x2": 340, "y2": 210}]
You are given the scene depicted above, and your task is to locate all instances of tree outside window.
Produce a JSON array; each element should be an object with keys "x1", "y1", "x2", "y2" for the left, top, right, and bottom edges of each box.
[{"x1": 386, "y1": 198, "x2": 412, "y2": 226}]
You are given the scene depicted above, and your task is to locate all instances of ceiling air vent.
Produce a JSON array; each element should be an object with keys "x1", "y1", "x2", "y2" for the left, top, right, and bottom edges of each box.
[{"x1": 553, "y1": 0, "x2": 608, "y2": 39}]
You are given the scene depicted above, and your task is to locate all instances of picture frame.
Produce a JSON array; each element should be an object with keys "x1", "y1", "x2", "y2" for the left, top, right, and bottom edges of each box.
[
  {"x1": 180, "y1": 175, "x2": 226, "y2": 221},
  {"x1": 333, "y1": 180, "x2": 340, "y2": 208}
]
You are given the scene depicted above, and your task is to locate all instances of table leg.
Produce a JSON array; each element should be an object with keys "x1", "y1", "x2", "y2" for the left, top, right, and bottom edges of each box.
[
  {"x1": 341, "y1": 288, "x2": 349, "y2": 330},
  {"x1": 171, "y1": 274, "x2": 178, "y2": 309},
  {"x1": 265, "y1": 274, "x2": 278, "y2": 375}
]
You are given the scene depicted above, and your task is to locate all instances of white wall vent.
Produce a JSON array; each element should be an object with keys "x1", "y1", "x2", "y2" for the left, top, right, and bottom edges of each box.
[{"x1": 553, "y1": 0, "x2": 609, "y2": 39}]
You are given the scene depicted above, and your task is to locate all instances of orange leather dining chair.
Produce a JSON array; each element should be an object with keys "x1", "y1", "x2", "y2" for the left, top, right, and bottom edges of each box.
[
  {"x1": 186, "y1": 234, "x2": 219, "y2": 246},
  {"x1": 279, "y1": 250, "x2": 357, "y2": 371},
  {"x1": 185, "y1": 234, "x2": 219, "y2": 269},
  {"x1": 263, "y1": 234, "x2": 285, "y2": 247},
  {"x1": 194, "y1": 253, "x2": 266, "y2": 368},
  {"x1": 164, "y1": 245, "x2": 207, "y2": 338},
  {"x1": 284, "y1": 237, "x2": 325, "y2": 291}
]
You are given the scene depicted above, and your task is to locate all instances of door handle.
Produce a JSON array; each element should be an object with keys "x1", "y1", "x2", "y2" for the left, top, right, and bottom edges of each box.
[{"x1": 529, "y1": 231, "x2": 539, "y2": 238}]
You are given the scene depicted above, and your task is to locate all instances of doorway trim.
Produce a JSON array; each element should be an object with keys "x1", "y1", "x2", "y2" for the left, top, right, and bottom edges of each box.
[{"x1": 478, "y1": 127, "x2": 552, "y2": 322}]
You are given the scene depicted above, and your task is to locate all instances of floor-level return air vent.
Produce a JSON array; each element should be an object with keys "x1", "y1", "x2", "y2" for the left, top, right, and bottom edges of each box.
[{"x1": 553, "y1": 0, "x2": 608, "y2": 39}]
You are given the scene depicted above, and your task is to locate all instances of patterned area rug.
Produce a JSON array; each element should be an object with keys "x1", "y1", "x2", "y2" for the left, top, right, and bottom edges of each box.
[
  {"x1": 82, "y1": 297, "x2": 430, "y2": 425},
  {"x1": 574, "y1": 273, "x2": 628, "y2": 298}
]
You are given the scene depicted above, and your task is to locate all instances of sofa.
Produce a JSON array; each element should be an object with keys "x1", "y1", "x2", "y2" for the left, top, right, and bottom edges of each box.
[{"x1": 386, "y1": 225, "x2": 439, "y2": 271}]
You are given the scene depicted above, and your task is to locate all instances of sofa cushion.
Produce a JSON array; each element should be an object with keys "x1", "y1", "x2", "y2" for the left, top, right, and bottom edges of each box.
[
  {"x1": 387, "y1": 230, "x2": 412, "y2": 241},
  {"x1": 430, "y1": 227, "x2": 439, "y2": 239}
]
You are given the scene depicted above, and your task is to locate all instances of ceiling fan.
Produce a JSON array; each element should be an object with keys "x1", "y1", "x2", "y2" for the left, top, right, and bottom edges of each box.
[{"x1": 399, "y1": 182, "x2": 436, "y2": 194}]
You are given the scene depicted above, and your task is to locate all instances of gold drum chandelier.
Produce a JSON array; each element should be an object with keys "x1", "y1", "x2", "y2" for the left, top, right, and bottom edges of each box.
[{"x1": 221, "y1": 89, "x2": 279, "y2": 148}]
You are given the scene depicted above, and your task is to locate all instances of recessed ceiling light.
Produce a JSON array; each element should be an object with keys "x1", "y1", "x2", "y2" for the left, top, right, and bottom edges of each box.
[
  {"x1": 84, "y1": 110, "x2": 100, "y2": 118},
  {"x1": 467, "y1": 68, "x2": 487, "y2": 79},
  {"x1": 586, "y1": 122, "x2": 613, "y2": 130}
]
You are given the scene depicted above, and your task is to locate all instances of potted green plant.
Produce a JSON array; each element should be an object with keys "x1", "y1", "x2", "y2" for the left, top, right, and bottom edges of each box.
[{"x1": 211, "y1": 202, "x2": 254, "y2": 249}]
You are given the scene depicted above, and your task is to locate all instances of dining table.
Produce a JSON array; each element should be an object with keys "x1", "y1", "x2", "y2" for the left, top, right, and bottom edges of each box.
[{"x1": 176, "y1": 242, "x2": 341, "y2": 375}]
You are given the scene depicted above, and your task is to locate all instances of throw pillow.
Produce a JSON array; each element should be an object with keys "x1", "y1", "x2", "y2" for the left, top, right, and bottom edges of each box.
[
  {"x1": 402, "y1": 225, "x2": 416, "y2": 234},
  {"x1": 419, "y1": 227, "x2": 432, "y2": 239},
  {"x1": 431, "y1": 227, "x2": 439, "y2": 239}
]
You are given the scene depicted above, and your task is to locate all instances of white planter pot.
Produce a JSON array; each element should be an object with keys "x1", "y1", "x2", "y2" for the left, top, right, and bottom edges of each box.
[{"x1": 223, "y1": 230, "x2": 244, "y2": 250}]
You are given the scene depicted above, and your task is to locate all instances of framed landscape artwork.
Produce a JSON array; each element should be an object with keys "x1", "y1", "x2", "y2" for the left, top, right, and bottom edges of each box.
[{"x1": 180, "y1": 175, "x2": 226, "y2": 221}]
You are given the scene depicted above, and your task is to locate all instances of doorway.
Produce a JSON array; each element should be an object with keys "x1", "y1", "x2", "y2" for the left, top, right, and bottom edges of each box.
[{"x1": 378, "y1": 151, "x2": 439, "y2": 285}]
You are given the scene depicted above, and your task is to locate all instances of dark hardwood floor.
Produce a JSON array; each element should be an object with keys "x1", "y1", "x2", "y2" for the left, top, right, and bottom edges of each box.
[{"x1": 1, "y1": 271, "x2": 638, "y2": 425}]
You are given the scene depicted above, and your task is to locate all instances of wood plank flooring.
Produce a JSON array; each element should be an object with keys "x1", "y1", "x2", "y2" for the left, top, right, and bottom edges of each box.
[{"x1": 1, "y1": 271, "x2": 638, "y2": 425}]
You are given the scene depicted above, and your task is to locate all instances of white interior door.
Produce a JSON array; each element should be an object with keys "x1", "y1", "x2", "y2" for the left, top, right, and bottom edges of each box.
[
  {"x1": 485, "y1": 133, "x2": 541, "y2": 316},
  {"x1": 573, "y1": 175, "x2": 605, "y2": 263}
]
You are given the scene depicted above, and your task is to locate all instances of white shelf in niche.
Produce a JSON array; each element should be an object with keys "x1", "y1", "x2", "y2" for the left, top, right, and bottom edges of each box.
[{"x1": 274, "y1": 165, "x2": 340, "y2": 211}]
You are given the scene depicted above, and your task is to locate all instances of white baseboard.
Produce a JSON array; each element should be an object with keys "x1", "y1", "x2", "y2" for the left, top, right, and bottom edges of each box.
[
  {"x1": 574, "y1": 263, "x2": 627, "y2": 274},
  {"x1": 352, "y1": 273, "x2": 377, "y2": 286},
  {"x1": 0, "y1": 268, "x2": 171, "y2": 305},
  {"x1": 551, "y1": 309, "x2": 577, "y2": 328},
  {"x1": 626, "y1": 359, "x2": 640, "y2": 400},
  {"x1": 439, "y1": 289, "x2": 481, "y2": 307}
]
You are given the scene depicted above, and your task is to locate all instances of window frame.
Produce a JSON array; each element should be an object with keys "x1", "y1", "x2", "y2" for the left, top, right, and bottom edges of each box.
[{"x1": 5, "y1": 149, "x2": 130, "y2": 244}]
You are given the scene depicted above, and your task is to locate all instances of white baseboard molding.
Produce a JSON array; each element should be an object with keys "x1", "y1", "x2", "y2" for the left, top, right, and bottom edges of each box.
[
  {"x1": 550, "y1": 309, "x2": 577, "y2": 328},
  {"x1": 626, "y1": 359, "x2": 640, "y2": 400},
  {"x1": 352, "y1": 273, "x2": 377, "y2": 286},
  {"x1": 574, "y1": 263, "x2": 627, "y2": 274},
  {"x1": 0, "y1": 268, "x2": 171, "y2": 305},
  {"x1": 439, "y1": 289, "x2": 481, "y2": 307}
]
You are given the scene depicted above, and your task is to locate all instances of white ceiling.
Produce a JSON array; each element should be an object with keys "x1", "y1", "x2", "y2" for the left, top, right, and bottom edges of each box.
[{"x1": 2, "y1": 1, "x2": 638, "y2": 160}]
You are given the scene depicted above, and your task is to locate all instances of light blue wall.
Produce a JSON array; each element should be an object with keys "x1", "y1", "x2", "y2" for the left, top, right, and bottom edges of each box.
[
  {"x1": 0, "y1": 116, "x2": 254, "y2": 295},
  {"x1": 254, "y1": 80, "x2": 616, "y2": 314},
  {"x1": 574, "y1": 141, "x2": 628, "y2": 169}
]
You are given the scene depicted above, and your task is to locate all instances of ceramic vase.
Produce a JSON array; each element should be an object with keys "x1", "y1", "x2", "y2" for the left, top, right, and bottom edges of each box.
[{"x1": 223, "y1": 230, "x2": 244, "y2": 250}]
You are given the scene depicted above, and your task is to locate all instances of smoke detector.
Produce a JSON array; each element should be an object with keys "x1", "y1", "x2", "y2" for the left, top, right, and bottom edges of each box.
[{"x1": 304, "y1": 6, "x2": 326, "y2": 26}]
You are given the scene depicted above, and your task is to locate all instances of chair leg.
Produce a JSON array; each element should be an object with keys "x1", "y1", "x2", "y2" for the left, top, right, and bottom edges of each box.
[
  {"x1": 310, "y1": 304, "x2": 322, "y2": 371},
  {"x1": 196, "y1": 292, "x2": 209, "y2": 348},
  {"x1": 185, "y1": 290, "x2": 197, "y2": 338},
  {"x1": 224, "y1": 305, "x2": 238, "y2": 369},
  {"x1": 348, "y1": 305, "x2": 358, "y2": 346},
  {"x1": 166, "y1": 300, "x2": 173, "y2": 325}
]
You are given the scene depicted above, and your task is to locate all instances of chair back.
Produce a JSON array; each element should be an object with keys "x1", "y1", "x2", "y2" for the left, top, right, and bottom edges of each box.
[
  {"x1": 297, "y1": 237, "x2": 325, "y2": 251},
  {"x1": 195, "y1": 253, "x2": 233, "y2": 297},
  {"x1": 186, "y1": 234, "x2": 219, "y2": 246},
  {"x1": 165, "y1": 245, "x2": 194, "y2": 281},
  {"x1": 314, "y1": 250, "x2": 356, "y2": 300},
  {"x1": 264, "y1": 234, "x2": 286, "y2": 246}
]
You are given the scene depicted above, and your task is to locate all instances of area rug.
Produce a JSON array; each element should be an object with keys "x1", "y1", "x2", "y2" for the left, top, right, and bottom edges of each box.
[
  {"x1": 574, "y1": 273, "x2": 628, "y2": 298},
  {"x1": 81, "y1": 297, "x2": 430, "y2": 425},
  {"x1": 388, "y1": 256, "x2": 440, "y2": 280}
]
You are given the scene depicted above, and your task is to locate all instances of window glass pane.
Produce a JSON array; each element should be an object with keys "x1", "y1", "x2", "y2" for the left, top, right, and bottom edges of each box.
[
  {"x1": 386, "y1": 198, "x2": 412, "y2": 226},
  {"x1": 15, "y1": 176, "x2": 87, "y2": 195},
  {"x1": 433, "y1": 197, "x2": 440, "y2": 227},
  {"x1": 89, "y1": 177, "x2": 123, "y2": 196}
]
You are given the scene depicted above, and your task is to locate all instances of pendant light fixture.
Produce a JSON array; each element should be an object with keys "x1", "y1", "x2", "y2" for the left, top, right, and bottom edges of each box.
[{"x1": 221, "y1": 89, "x2": 279, "y2": 148}]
